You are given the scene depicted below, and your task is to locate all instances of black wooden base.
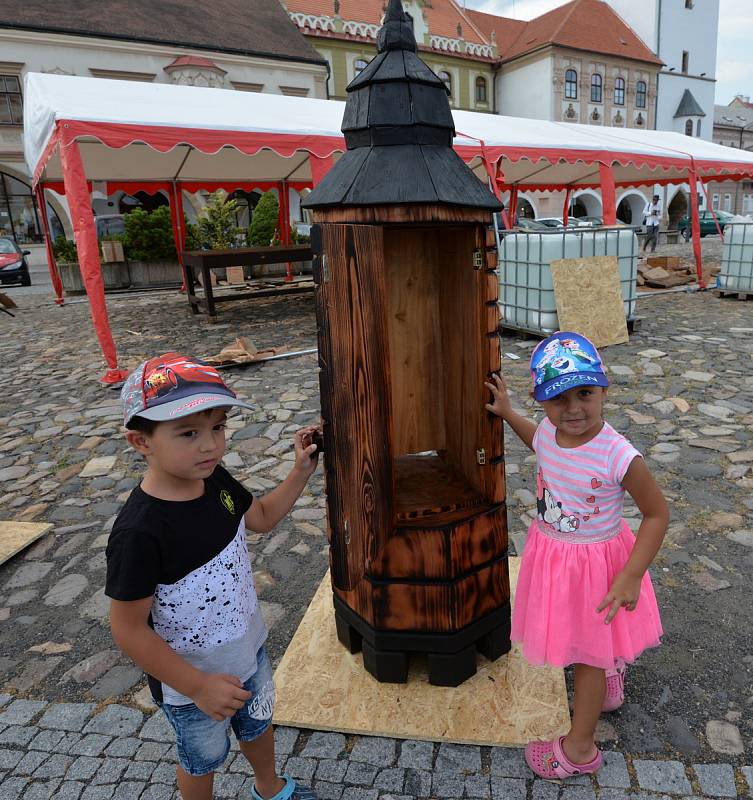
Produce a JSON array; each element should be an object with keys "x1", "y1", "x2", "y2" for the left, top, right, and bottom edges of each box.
[{"x1": 333, "y1": 595, "x2": 511, "y2": 687}]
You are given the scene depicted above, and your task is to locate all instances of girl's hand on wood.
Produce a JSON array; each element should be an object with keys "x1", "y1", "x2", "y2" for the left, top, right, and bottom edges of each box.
[
  {"x1": 484, "y1": 373, "x2": 513, "y2": 419},
  {"x1": 597, "y1": 570, "x2": 642, "y2": 624}
]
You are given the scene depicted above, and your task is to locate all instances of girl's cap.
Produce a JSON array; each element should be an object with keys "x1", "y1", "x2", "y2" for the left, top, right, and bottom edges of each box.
[
  {"x1": 530, "y1": 332, "x2": 608, "y2": 401},
  {"x1": 121, "y1": 352, "x2": 254, "y2": 427}
]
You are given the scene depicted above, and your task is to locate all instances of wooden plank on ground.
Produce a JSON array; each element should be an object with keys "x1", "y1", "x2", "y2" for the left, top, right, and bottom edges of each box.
[
  {"x1": 0, "y1": 521, "x2": 53, "y2": 566},
  {"x1": 550, "y1": 255, "x2": 628, "y2": 347}
]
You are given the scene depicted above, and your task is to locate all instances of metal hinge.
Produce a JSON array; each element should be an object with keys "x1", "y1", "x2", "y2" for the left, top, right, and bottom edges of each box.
[
  {"x1": 321, "y1": 254, "x2": 330, "y2": 283},
  {"x1": 472, "y1": 249, "x2": 484, "y2": 269},
  {"x1": 476, "y1": 448, "x2": 486, "y2": 465},
  {"x1": 343, "y1": 518, "x2": 350, "y2": 545}
]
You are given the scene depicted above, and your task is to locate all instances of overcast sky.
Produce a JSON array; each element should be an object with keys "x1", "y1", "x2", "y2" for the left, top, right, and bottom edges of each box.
[{"x1": 462, "y1": 0, "x2": 751, "y2": 106}]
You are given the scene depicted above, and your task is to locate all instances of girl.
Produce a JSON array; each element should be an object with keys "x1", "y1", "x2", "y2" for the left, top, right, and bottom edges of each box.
[{"x1": 485, "y1": 331, "x2": 667, "y2": 780}]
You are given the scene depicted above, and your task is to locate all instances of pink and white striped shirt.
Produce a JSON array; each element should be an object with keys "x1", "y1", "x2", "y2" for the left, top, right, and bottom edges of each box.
[{"x1": 532, "y1": 418, "x2": 641, "y2": 541}]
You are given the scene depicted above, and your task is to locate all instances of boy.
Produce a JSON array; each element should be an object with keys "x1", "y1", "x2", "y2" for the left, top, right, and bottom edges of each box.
[{"x1": 106, "y1": 353, "x2": 319, "y2": 800}]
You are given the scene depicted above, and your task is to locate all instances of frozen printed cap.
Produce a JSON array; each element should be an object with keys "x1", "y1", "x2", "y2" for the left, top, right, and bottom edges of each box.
[
  {"x1": 121, "y1": 352, "x2": 253, "y2": 427},
  {"x1": 530, "y1": 332, "x2": 608, "y2": 401}
]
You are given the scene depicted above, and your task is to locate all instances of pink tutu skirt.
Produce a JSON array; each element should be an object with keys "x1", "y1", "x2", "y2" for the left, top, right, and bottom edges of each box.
[{"x1": 511, "y1": 520, "x2": 663, "y2": 670}]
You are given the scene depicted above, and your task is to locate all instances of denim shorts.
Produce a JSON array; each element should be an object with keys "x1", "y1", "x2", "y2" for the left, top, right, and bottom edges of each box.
[{"x1": 159, "y1": 646, "x2": 276, "y2": 776}]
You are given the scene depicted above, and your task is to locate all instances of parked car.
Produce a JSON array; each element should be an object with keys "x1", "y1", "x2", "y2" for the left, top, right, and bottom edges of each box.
[
  {"x1": 94, "y1": 214, "x2": 126, "y2": 239},
  {"x1": 0, "y1": 237, "x2": 31, "y2": 286},
  {"x1": 514, "y1": 218, "x2": 551, "y2": 231},
  {"x1": 678, "y1": 209, "x2": 735, "y2": 240}
]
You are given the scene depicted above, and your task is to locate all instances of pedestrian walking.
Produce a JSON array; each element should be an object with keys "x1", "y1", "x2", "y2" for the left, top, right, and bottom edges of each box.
[{"x1": 642, "y1": 194, "x2": 662, "y2": 253}]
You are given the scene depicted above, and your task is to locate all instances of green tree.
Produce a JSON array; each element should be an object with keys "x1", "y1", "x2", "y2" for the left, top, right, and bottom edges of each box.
[
  {"x1": 247, "y1": 190, "x2": 280, "y2": 246},
  {"x1": 196, "y1": 191, "x2": 241, "y2": 249},
  {"x1": 121, "y1": 206, "x2": 177, "y2": 261}
]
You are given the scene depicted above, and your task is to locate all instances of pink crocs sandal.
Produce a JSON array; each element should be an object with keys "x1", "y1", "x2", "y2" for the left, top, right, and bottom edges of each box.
[
  {"x1": 603, "y1": 664, "x2": 626, "y2": 712},
  {"x1": 525, "y1": 736, "x2": 603, "y2": 780}
]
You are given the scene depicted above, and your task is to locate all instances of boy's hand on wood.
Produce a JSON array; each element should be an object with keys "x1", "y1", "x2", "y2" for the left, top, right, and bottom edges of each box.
[
  {"x1": 192, "y1": 673, "x2": 252, "y2": 721},
  {"x1": 597, "y1": 570, "x2": 642, "y2": 624},
  {"x1": 484, "y1": 373, "x2": 513, "y2": 419},
  {"x1": 294, "y1": 425, "x2": 320, "y2": 476}
]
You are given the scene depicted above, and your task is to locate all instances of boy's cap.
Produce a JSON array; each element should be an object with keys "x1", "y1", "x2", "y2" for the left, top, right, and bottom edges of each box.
[
  {"x1": 530, "y1": 332, "x2": 608, "y2": 401},
  {"x1": 121, "y1": 352, "x2": 253, "y2": 427}
]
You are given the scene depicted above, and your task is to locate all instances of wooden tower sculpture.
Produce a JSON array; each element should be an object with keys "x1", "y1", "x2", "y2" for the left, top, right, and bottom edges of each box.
[{"x1": 302, "y1": 0, "x2": 510, "y2": 686}]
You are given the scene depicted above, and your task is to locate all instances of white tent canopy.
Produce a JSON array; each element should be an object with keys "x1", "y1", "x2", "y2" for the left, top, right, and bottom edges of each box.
[
  {"x1": 25, "y1": 72, "x2": 753, "y2": 190},
  {"x1": 23, "y1": 72, "x2": 753, "y2": 383}
]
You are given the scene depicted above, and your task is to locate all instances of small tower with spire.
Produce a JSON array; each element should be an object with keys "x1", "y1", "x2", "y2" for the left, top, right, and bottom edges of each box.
[{"x1": 303, "y1": 0, "x2": 510, "y2": 687}]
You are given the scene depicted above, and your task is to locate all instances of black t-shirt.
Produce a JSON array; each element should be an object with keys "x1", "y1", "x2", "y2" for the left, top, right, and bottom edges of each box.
[{"x1": 105, "y1": 465, "x2": 253, "y2": 601}]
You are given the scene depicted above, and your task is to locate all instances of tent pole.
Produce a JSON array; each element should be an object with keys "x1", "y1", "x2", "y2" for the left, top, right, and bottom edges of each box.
[
  {"x1": 687, "y1": 168, "x2": 706, "y2": 288},
  {"x1": 59, "y1": 136, "x2": 128, "y2": 384},
  {"x1": 562, "y1": 187, "x2": 572, "y2": 226},
  {"x1": 35, "y1": 184, "x2": 64, "y2": 305},
  {"x1": 169, "y1": 181, "x2": 187, "y2": 292},
  {"x1": 599, "y1": 163, "x2": 617, "y2": 225},
  {"x1": 280, "y1": 180, "x2": 294, "y2": 283}
]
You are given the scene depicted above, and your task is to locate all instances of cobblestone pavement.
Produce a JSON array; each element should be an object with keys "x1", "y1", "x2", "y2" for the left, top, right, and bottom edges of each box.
[{"x1": 0, "y1": 277, "x2": 752, "y2": 798}]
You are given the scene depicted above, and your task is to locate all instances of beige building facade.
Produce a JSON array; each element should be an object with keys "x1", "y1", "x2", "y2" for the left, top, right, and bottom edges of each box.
[{"x1": 0, "y1": 0, "x2": 328, "y2": 253}]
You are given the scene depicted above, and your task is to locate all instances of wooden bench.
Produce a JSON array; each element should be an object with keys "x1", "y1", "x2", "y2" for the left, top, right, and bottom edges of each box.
[{"x1": 182, "y1": 245, "x2": 314, "y2": 320}]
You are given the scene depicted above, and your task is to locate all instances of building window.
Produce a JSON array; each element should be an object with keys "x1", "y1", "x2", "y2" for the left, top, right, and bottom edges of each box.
[
  {"x1": 0, "y1": 76, "x2": 22, "y2": 125},
  {"x1": 475, "y1": 76, "x2": 488, "y2": 104},
  {"x1": 685, "y1": 0, "x2": 693, "y2": 8},
  {"x1": 591, "y1": 73, "x2": 603, "y2": 103},
  {"x1": 724, "y1": 194, "x2": 732, "y2": 212},
  {"x1": 636, "y1": 80, "x2": 647, "y2": 109},
  {"x1": 685, "y1": 119, "x2": 694, "y2": 136},
  {"x1": 0, "y1": 172, "x2": 42, "y2": 243},
  {"x1": 712, "y1": 193, "x2": 720, "y2": 210},
  {"x1": 565, "y1": 69, "x2": 577, "y2": 99},
  {"x1": 354, "y1": 59, "x2": 368, "y2": 77},
  {"x1": 696, "y1": 119, "x2": 701, "y2": 136},
  {"x1": 439, "y1": 71, "x2": 452, "y2": 97},
  {"x1": 682, "y1": 51, "x2": 689, "y2": 73},
  {"x1": 743, "y1": 193, "x2": 753, "y2": 213},
  {"x1": 614, "y1": 77, "x2": 625, "y2": 105}
]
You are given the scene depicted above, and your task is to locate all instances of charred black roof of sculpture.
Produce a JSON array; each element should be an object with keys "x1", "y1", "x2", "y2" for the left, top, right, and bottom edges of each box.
[{"x1": 302, "y1": 0, "x2": 501, "y2": 211}]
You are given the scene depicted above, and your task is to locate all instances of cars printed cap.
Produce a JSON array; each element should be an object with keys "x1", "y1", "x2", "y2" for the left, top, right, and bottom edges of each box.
[
  {"x1": 530, "y1": 332, "x2": 608, "y2": 401},
  {"x1": 121, "y1": 352, "x2": 253, "y2": 426}
]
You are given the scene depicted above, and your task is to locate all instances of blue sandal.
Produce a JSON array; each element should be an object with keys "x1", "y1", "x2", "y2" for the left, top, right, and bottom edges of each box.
[{"x1": 250, "y1": 773, "x2": 317, "y2": 800}]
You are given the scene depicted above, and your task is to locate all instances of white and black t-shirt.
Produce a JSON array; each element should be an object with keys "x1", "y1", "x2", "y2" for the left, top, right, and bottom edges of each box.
[{"x1": 105, "y1": 466, "x2": 267, "y2": 705}]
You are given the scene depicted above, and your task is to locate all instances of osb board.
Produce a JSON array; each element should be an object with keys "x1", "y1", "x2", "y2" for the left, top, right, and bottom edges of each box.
[
  {"x1": 550, "y1": 256, "x2": 629, "y2": 347},
  {"x1": 0, "y1": 521, "x2": 53, "y2": 567},
  {"x1": 273, "y1": 558, "x2": 570, "y2": 746}
]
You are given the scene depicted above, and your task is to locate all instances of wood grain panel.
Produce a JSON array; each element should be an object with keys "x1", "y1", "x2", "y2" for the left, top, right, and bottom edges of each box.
[
  {"x1": 384, "y1": 229, "x2": 446, "y2": 455},
  {"x1": 438, "y1": 226, "x2": 482, "y2": 493},
  {"x1": 311, "y1": 205, "x2": 492, "y2": 225},
  {"x1": 315, "y1": 223, "x2": 395, "y2": 591},
  {"x1": 369, "y1": 504, "x2": 507, "y2": 580},
  {"x1": 370, "y1": 559, "x2": 510, "y2": 632}
]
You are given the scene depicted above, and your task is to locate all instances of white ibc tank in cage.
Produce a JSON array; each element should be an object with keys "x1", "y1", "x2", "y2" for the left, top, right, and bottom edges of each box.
[
  {"x1": 498, "y1": 228, "x2": 639, "y2": 335},
  {"x1": 719, "y1": 222, "x2": 753, "y2": 292}
]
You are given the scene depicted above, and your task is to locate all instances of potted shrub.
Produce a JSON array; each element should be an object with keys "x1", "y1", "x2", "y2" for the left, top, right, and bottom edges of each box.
[{"x1": 122, "y1": 206, "x2": 181, "y2": 288}]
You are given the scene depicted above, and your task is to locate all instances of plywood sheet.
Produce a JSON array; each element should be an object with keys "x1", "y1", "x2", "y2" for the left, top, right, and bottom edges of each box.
[
  {"x1": 550, "y1": 256, "x2": 628, "y2": 347},
  {"x1": 273, "y1": 558, "x2": 569, "y2": 746},
  {"x1": 0, "y1": 521, "x2": 53, "y2": 566}
]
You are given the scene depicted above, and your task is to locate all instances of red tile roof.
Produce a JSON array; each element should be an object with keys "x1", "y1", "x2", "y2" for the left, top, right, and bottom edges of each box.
[
  {"x1": 470, "y1": 0, "x2": 661, "y2": 66},
  {"x1": 285, "y1": 0, "x2": 489, "y2": 47},
  {"x1": 465, "y1": 9, "x2": 526, "y2": 56}
]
